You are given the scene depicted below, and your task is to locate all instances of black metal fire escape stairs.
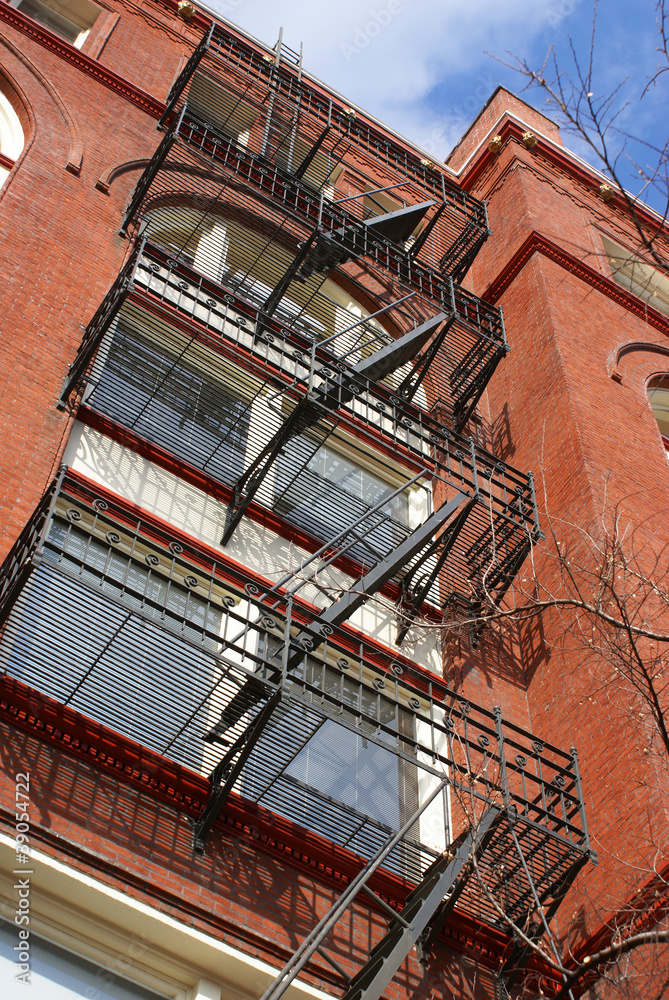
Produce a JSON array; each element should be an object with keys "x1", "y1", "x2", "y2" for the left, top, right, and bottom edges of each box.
[
  {"x1": 187, "y1": 266, "x2": 492, "y2": 850},
  {"x1": 221, "y1": 308, "x2": 451, "y2": 544},
  {"x1": 254, "y1": 776, "x2": 592, "y2": 1000},
  {"x1": 114, "y1": 29, "x2": 506, "y2": 439},
  {"x1": 0, "y1": 476, "x2": 589, "y2": 1000},
  {"x1": 16, "y1": 24, "x2": 592, "y2": 1000},
  {"x1": 194, "y1": 480, "x2": 472, "y2": 846},
  {"x1": 257, "y1": 802, "x2": 504, "y2": 1000}
]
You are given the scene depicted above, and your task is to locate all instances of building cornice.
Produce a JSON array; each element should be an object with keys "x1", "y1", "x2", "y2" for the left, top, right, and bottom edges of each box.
[
  {"x1": 0, "y1": 2, "x2": 166, "y2": 118},
  {"x1": 482, "y1": 229, "x2": 669, "y2": 340},
  {"x1": 0, "y1": 672, "x2": 539, "y2": 977},
  {"x1": 459, "y1": 118, "x2": 668, "y2": 241}
]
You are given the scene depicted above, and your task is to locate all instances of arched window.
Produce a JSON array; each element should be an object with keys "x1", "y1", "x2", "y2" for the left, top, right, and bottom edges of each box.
[
  {"x1": 0, "y1": 89, "x2": 24, "y2": 189},
  {"x1": 143, "y1": 206, "x2": 427, "y2": 403},
  {"x1": 647, "y1": 376, "x2": 669, "y2": 454}
]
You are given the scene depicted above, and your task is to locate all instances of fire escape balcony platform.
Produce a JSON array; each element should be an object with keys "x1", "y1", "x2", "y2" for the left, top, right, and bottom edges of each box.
[
  {"x1": 154, "y1": 21, "x2": 489, "y2": 284},
  {"x1": 0, "y1": 471, "x2": 590, "y2": 949},
  {"x1": 118, "y1": 118, "x2": 500, "y2": 382},
  {"x1": 120, "y1": 120, "x2": 504, "y2": 410},
  {"x1": 64, "y1": 240, "x2": 506, "y2": 434},
  {"x1": 159, "y1": 116, "x2": 488, "y2": 293},
  {"x1": 60, "y1": 244, "x2": 539, "y2": 617}
]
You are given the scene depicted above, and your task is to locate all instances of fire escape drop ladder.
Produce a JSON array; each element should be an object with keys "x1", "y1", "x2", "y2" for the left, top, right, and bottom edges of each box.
[{"x1": 257, "y1": 799, "x2": 503, "y2": 1000}]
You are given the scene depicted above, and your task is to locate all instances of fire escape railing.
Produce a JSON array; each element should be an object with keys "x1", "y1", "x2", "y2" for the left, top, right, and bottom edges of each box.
[
  {"x1": 123, "y1": 113, "x2": 491, "y2": 298},
  {"x1": 1, "y1": 21, "x2": 591, "y2": 1000},
  {"x1": 59, "y1": 240, "x2": 540, "y2": 627},
  {"x1": 156, "y1": 22, "x2": 489, "y2": 283},
  {"x1": 118, "y1": 116, "x2": 505, "y2": 431},
  {"x1": 0, "y1": 471, "x2": 592, "y2": 996},
  {"x1": 61, "y1": 238, "x2": 504, "y2": 431}
]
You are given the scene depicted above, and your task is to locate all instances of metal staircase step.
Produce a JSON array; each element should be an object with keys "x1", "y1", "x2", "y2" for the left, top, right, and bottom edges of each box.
[{"x1": 340, "y1": 807, "x2": 502, "y2": 1000}]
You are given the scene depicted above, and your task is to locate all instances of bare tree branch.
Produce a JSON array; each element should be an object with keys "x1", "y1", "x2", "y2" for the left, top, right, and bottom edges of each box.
[
  {"x1": 488, "y1": 0, "x2": 669, "y2": 271},
  {"x1": 553, "y1": 930, "x2": 669, "y2": 999}
]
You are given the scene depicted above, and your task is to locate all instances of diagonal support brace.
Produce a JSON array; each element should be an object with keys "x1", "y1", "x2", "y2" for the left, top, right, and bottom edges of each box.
[
  {"x1": 313, "y1": 491, "x2": 470, "y2": 632},
  {"x1": 340, "y1": 807, "x2": 503, "y2": 1000},
  {"x1": 194, "y1": 687, "x2": 283, "y2": 850},
  {"x1": 396, "y1": 495, "x2": 477, "y2": 643}
]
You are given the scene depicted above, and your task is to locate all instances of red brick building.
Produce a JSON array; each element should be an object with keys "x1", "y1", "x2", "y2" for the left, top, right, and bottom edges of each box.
[{"x1": 0, "y1": 2, "x2": 665, "y2": 998}]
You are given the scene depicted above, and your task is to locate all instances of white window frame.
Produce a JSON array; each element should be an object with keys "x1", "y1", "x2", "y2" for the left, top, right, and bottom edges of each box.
[
  {"x1": 602, "y1": 234, "x2": 669, "y2": 317},
  {"x1": 0, "y1": 90, "x2": 24, "y2": 190},
  {"x1": 8, "y1": 0, "x2": 100, "y2": 48},
  {"x1": 0, "y1": 834, "x2": 330, "y2": 1000}
]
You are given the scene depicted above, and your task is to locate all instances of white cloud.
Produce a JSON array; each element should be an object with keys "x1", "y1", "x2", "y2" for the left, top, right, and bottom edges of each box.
[
  {"x1": 211, "y1": 0, "x2": 544, "y2": 89},
  {"x1": 202, "y1": 0, "x2": 662, "y2": 164}
]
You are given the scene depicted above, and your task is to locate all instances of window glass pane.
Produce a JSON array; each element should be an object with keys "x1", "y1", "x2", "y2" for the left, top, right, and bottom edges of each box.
[
  {"x1": 90, "y1": 326, "x2": 249, "y2": 486},
  {"x1": 240, "y1": 649, "x2": 412, "y2": 848},
  {"x1": 0, "y1": 923, "x2": 167, "y2": 1000},
  {"x1": 285, "y1": 718, "x2": 401, "y2": 828},
  {"x1": 274, "y1": 438, "x2": 409, "y2": 562},
  {"x1": 17, "y1": 0, "x2": 81, "y2": 42}
]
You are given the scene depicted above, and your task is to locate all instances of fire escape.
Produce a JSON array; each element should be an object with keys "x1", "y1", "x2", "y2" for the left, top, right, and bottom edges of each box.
[{"x1": 0, "y1": 22, "x2": 592, "y2": 1000}]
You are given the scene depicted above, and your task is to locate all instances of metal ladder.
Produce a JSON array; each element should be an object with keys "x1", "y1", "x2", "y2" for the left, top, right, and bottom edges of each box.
[{"x1": 259, "y1": 800, "x2": 502, "y2": 1000}]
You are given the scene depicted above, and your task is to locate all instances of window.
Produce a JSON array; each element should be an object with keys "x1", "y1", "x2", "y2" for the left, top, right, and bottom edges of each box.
[
  {"x1": 185, "y1": 73, "x2": 344, "y2": 196},
  {"x1": 238, "y1": 646, "x2": 446, "y2": 876},
  {"x1": 84, "y1": 291, "x2": 429, "y2": 566},
  {"x1": 2, "y1": 510, "x2": 226, "y2": 773},
  {"x1": 362, "y1": 184, "x2": 426, "y2": 249},
  {"x1": 648, "y1": 376, "x2": 669, "y2": 455},
  {"x1": 0, "y1": 830, "x2": 301, "y2": 1000},
  {"x1": 9, "y1": 0, "x2": 100, "y2": 47},
  {"x1": 0, "y1": 90, "x2": 24, "y2": 189},
  {"x1": 283, "y1": 657, "x2": 406, "y2": 833},
  {"x1": 363, "y1": 183, "x2": 402, "y2": 221},
  {"x1": 273, "y1": 438, "x2": 412, "y2": 564},
  {"x1": 143, "y1": 210, "x2": 383, "y2": 348},
  {"x1": 186, "y1": 72, "x2": 258, "y2": 149},
  {"x1": 242, "y1": 664, "x2": 404, "y2": 843},
  {"x1": 142, "y1": 210, "x2": 429, "y2": 404},
  {"x1": 0, "y1": 923, "x2": 168, "y2": 999},
  {"x1": 89, "y1": 323, "x2": 251, "y2": 487},
  {"x1": 272, "y1": 126, "x2": 344, "y2": 196},
  {"x1": 602, "y1": 234, "x2": 669, "y2": 318}
]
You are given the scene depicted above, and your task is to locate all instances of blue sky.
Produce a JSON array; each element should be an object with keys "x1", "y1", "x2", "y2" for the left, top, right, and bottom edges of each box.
[{"x1": 203, "y1": 0, "x2": 668, "y2": 212}]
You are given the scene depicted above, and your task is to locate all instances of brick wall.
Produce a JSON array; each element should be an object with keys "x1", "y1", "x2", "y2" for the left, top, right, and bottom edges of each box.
[
  {"x1": 459, "y1": 91, "x2": 669, "y2": 949},
  {"x1": 0, "y1": 716, "x2": 500, "y2": 999}
]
